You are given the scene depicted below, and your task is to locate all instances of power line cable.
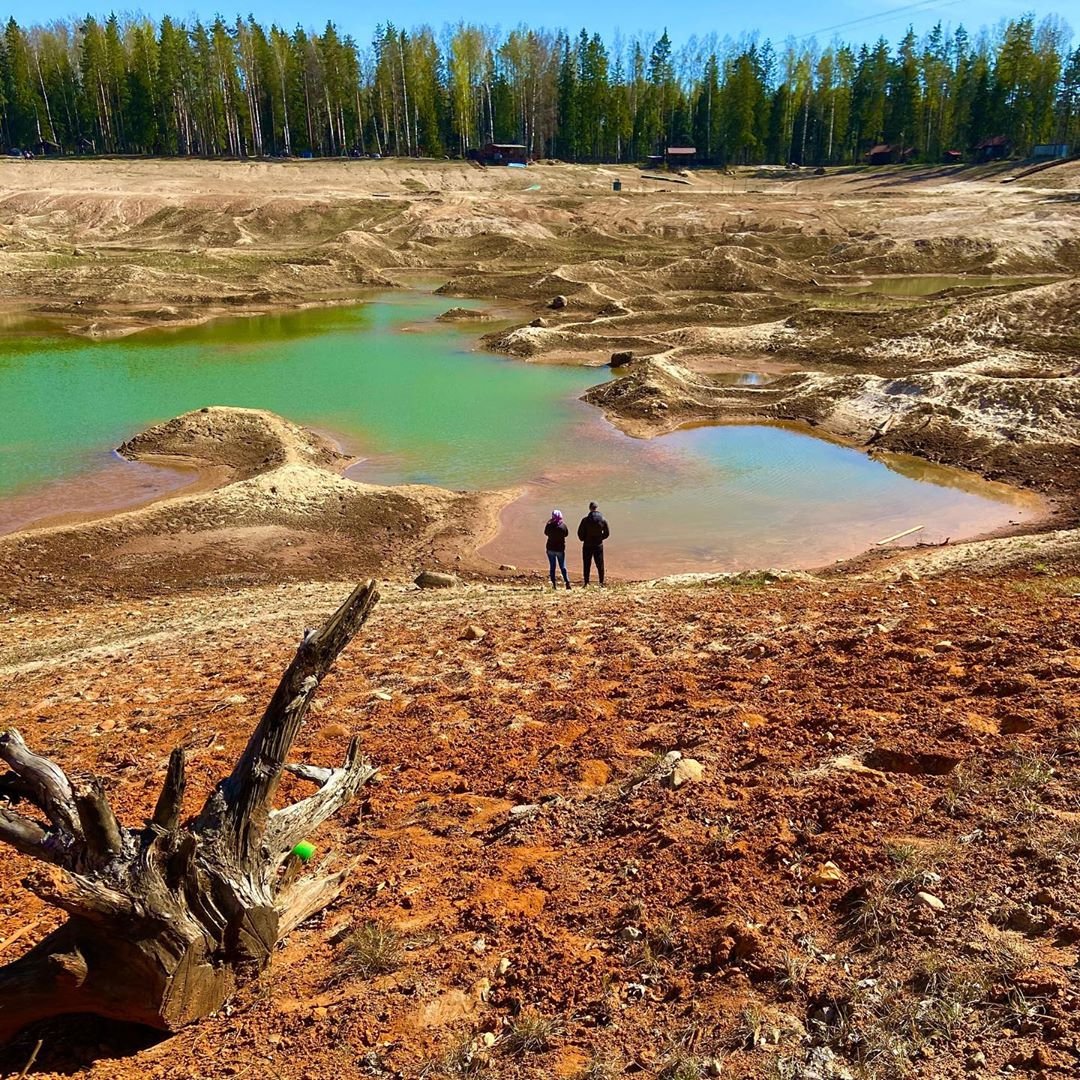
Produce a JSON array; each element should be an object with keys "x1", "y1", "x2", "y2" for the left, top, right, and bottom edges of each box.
[{"x1": 800, "y1": 0, "x2": 963, "y2": 39}]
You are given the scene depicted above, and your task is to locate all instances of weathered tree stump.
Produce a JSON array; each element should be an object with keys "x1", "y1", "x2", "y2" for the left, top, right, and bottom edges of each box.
[{"x1": 0, "y1": 580, "x2": 381, "y2": 1044}]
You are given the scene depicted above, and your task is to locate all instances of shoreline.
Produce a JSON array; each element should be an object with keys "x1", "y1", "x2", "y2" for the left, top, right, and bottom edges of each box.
[{"x1": 0, "y1": 308, "x2": 1064, "y2": 583}]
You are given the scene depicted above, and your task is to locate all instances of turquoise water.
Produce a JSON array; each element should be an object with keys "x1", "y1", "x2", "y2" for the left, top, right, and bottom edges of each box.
[
  {"x1": 0, "y1": 296, "x2": 596, "y2": 496},
  {"x1": 0, "y1": 292, "x2": 1038, "y2": 574}
]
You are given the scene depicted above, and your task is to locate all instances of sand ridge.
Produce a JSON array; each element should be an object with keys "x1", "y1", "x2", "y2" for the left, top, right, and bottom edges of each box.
[{"x1": 0, "y1": 407, "x2": 516, "y2": 613}]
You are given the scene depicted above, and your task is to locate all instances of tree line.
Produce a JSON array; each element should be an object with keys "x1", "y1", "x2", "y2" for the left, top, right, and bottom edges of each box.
[{"x1": 1, "y1": 12, "x2": 1078, "y2": 165}]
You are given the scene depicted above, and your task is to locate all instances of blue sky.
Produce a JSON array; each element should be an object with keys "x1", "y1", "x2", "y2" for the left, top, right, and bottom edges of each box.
[{"x1": 6, "y1": 0, "x2": 1078, "y2": 46}]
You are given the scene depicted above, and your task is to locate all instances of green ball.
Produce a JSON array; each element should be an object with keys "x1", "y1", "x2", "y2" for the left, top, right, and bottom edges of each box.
[{"x1": 292, "y1": 841, "x2": 316, "y2": 862}]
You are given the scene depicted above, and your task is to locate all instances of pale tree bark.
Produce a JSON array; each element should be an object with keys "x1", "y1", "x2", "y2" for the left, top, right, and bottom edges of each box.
[{"x1": 0, "y1": 581, "x2": 380, "y2": 1044}]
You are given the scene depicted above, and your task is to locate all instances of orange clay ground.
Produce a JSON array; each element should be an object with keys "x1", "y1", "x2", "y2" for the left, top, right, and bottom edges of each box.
[{"x1": 0, "y1": 566, "x2": 1077, "y2": 1079}]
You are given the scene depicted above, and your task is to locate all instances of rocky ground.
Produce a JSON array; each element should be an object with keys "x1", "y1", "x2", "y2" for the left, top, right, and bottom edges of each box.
[{"x1": 0, "y1": 560, "x2": 1078, "y2": 1080}]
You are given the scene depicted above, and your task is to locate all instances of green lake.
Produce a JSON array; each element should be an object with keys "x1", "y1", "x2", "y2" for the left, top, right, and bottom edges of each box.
[{"x1": 0, "y1": 291, "x2": 1041, "y2": 576}]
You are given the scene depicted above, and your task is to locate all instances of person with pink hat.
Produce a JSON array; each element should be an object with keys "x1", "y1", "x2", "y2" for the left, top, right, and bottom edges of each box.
[{"x1": 544, "y1": 509, "x2": 571, "y2": 590}]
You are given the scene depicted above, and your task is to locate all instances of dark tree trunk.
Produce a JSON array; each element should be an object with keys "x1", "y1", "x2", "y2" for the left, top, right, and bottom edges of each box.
[{"x1": 0, "y1": 581, "x2": 380, "y2": 1044}]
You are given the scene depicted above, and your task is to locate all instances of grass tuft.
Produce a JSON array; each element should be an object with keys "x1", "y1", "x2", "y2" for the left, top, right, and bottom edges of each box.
[
  {"x1": 500, "y1": 1009, "x2": 563, "y2": 1055},
  {"x1": 339, "y1": 920, "x2": 405, "y2": 978}
]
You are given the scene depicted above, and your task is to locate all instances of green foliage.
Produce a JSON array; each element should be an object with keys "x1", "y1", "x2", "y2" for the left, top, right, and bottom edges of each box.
[{"x1": 0, "y1": 14, "x2": 1075, "y2": 162}]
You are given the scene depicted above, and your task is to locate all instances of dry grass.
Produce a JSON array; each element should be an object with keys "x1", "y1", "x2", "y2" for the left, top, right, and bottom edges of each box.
[
  {"x1": 339, "y1": 920, "x2": 405, "y2": 978},
  {"x1": 500, "y1": 1010, "x2": 563, "y2": 1055},
  {"x1": 656, "y1": 1049, "x2": 707, "y2": 1080}
]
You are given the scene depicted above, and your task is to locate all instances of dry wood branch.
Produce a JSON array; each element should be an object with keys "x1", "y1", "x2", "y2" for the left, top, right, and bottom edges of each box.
[
  {"x1": 74, "y1": 781, "x2": 123, "y2": 863},
  {"x1": 284, "y1": 762, "x2": 335, "y2": 786},
  {"x1": 0, "y1": 582, "x2": 381, "y2": 1044},
  {"x1": 0, "y1": 730, "x2": 81, "y2": 841},
  {"x1": 205, "y1": 580, "x2": 380, "y2": 862},
  {"x1": 268, "y1": 739, "x2": 375, "y2": 857},
  {"x1": 151, "y1": 748, "x2": 186, "y2": 835},
  {"x1": 0, "y1": 810, "x2": 50, "y2": 862},
  {"x1": 24, "y1": 866, "x2": 151, "y2": 929},
  {"x1": 276, "y1": 860, "x2": 359, "y2": 937}
]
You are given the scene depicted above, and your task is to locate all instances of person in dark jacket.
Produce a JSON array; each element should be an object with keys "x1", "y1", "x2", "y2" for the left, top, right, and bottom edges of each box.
[
  {"x1": 544, "y1": 509, "x2": 571, "y2": 589},
  {"x1": 577, "y1": 501, "x2": 610, "y2": 586}
]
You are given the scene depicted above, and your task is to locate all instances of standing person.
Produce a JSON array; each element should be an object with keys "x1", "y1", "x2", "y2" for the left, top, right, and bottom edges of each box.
[
  {"x1": 544, "y1": 509, "x2": 571, "y2": 590},
  {"x1": 577, "y1": 501, "x2": 610, "y2": 586}
]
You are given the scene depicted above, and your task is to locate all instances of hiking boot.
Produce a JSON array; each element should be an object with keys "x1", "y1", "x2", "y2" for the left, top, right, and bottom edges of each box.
[{"x1": 565, "y1": 581, "x2": 571, "y2": 590}]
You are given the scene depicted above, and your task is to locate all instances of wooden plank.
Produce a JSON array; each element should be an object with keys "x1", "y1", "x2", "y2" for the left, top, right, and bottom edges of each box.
[{"x1": 876, "y1": 524, "x2": 925, "y2": 545}]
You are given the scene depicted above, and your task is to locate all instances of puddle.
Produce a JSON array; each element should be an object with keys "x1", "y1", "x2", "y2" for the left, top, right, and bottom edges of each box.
[{"x1": 834, "y1": 274, "x2": 1059, "y2": 297}]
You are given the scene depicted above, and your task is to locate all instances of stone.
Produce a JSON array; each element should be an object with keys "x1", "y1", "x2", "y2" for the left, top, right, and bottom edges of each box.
[
  {"x1": 916, "y1": 891, "x2": 945, "y2": 912},
  {"x1": 619, "y1": 926, "x2": 642, "y2": 942},
  {"x1": 529, "y1": 317, "x2": 549, "y2": 328},
  {"x1": 549, "y1": 294, "x2": 568, "y2": 309},
  {"x1": 610, "y1": 350, "x2": 634, "y2": 367},
  {"x1": 801, "y1": 1046, "x2": 855, "y2": 1080},
  {"x1": 809, "y1": 861, "x2": 846, "y2": 886},
  {"x1": 667, "y1": 758, "x2": 704, "y2": 788},
  {"x1": 463, "y1": 625, "x2": 486, "y2": 642},
  {"x1": 933, "y1": 640, "x2": 956, "y2": 653},
  {"x1": 966, "y1": 1051, "x2": 987, "y2": 1070},
  {"x1": 320, "y1": 722, "x2": 350, "y2": 738},
  {"x1": 498, "y1": 564, "x2": 517, "y2": 572},
  {"x1": 415, "y1": 570, "x2": 458, "y2": 589},
  {"x1": 509, "y1": 803, "x2": 540, "y2": 820},
  {"x1": 496, "y1": 957, "x2": 511, "y2": 977}
]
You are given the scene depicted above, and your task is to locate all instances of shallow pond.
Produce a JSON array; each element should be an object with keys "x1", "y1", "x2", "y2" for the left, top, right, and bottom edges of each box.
[
  {"x1": 0, "y1": 292, "x2": 1040, "y2": 575},
  {"x1": 836, "y1": 274, "x2": 1058, "y2": 297}
]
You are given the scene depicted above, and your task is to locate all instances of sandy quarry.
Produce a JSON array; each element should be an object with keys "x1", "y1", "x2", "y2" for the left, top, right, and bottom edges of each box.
[
  {"x1": 0, "y1": 158, "x2": 1078, "y2": 1078},
  {"x1": 1, "y1": 155, "x2": 1078, "y2": 501}
]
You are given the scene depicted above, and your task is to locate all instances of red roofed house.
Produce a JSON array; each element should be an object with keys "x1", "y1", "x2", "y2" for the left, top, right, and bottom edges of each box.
[
  {"x1": 866, "y1": 144, "x2": 914, "y2": 165},
  {"x1": 975, "y1": 136, "x2": 1011, "y2": 162}
]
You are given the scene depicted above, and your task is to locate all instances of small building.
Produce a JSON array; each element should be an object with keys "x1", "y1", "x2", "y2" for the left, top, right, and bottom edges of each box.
[
  {"x1": 76, "y1": 135, "x2": 96, "y2": 154},
  {"x1": 942, "y1": 149, "x2": 963, "y2": 163},
  {"x1": 665, "y1": 146, "x2": 697, "y2": 166},
  {"x1": 469, "y1": 143, "x2": 528, "y2": 166},
  {"x1": 975, "y1": 135, "x2": 1011, "y2": 162},
  {"x1": 33, "y1": 138, "x2": 61, "y2": 156},
  {"x1": 644, "y1": 154, "x2": 665, "y2": 169},
  {"x1": 866, "y1": 143, "x2": 913, "y2": 165},
  {"x1": 1031, "y1": 143, "x2": 1069, "y2": 160}
]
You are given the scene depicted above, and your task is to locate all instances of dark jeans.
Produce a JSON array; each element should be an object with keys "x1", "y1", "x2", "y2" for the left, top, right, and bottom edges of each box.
[
  {"x1": 547, "y1": 549, "x2": 569, "y2": 584},
  {"x1": 583, "y1": 544, "x2": 605, "y2": 585}
]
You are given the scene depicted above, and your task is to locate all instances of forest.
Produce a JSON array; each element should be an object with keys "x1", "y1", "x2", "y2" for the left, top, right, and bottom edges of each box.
[{"x1": 1, "y1": 12, "x2": 1078, "y2": 166}]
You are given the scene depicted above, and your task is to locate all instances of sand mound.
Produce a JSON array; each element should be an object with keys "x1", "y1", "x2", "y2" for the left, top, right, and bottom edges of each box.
[
  {"x1": 436, "y1": 307, "x2": 493, "y2": 321},
  {"x1": 1, "y1": 408, "x2": 510, "y2": 608},
  {"x1": 920, "y1": 278, "x2": 1080, "y2": 357},
  {"x1": 119, "y1": 406, "x2": 348, "y2": 478}
]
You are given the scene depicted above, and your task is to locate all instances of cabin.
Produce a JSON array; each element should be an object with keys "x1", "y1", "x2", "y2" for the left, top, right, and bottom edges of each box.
[
  {"x1": 942, "y1": 149, "x2": 963, "y2": 163},
  {"x1": 975, "y1": 135, "x2": 1011, "y2": 162},
  {"x1": 1031, "y1": 143, "x2": 1069, "y2": 161},
  {"x1": 866, "y1": 144, "x2": 914, "y2": 165},
  {"x1": 665, "y1": 146, "x2": 697, "y2": 166},
  {"x1": 76, "y1": 135, "x2": 96, "y2": 154},
  {"x1": 469, "y1": 143, "x2": 528, "y2": 166},
  {"x1": 33, "y1": 138, "x2": 61, "y2": 156}
]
